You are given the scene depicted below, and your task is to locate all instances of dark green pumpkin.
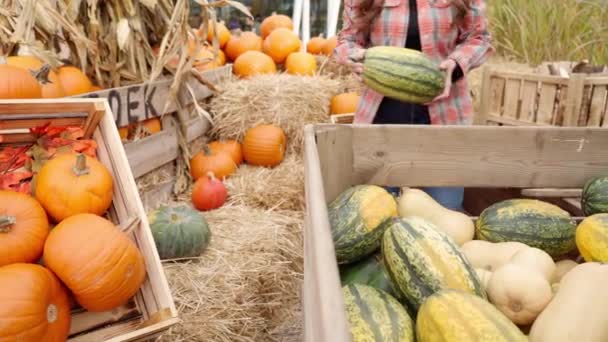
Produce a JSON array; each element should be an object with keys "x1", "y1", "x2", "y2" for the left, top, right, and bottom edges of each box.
[
  {"x1": 148, "y1": 205, "x2": 211, "y2": 259},
  {"x1": 581, "y1": 176, "x2": 608, "y2": 216}
]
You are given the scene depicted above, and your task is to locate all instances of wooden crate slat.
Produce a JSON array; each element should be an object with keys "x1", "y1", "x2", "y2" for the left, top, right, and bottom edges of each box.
[
  {"x1": 588, "y1": 85, "x2": 608, "y2": 126},
  {"x1": 70, "y1": 301, "x2": 140, "y2": 336},
  {"x1": 488, "y1": 75, "x2": 505, "y2": 117},
  {"x1": 578, "y1": 85, "x2": 594, "y2": 126},
  {"x1": 503, "y1": 79, "x2": 522, "y2": 118},
  {"x1": 554, "y1": 84, "x2": 569, "y2": 126},
  {"x1": 537, "y1": 83, "x2": 558, "y2": 124},
  {"x1": 520, "y1": 80, "x2": 538, "y2": 122}
]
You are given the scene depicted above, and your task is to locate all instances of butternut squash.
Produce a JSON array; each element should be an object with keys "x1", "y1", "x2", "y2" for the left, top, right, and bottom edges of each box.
[
  {"x1": 397, "y1": 187, "x2": 474, "y2": 245},
  {"x1": 509, "y1": 247, "x2": 556, "y2": 281},
  {"x1": 551, "y1": 259, "x2": 578, "y2": 283},
  {"x1": 529, "y1": 262, "x2": 608, "y2": 342},
  {"x1": 461, "y1": 240, "x2": 528, "y2": 271},
  {"x1": 487, "y1": 263, "x2": 553, "y2": 325},
  {"x1": 475, "y1": 268, "x2": 492, "y2": 291}
]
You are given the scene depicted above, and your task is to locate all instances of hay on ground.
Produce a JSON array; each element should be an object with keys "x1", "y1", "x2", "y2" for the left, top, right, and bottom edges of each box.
[
  {"x1": 159, "y1": 203, "x2": 304, "y2": 342},
  {"x1": 207, "y1": 74, "x2": 342, "y2": 152},
  {"x1": 224, "y1": 153, "x2": 304, "y2": 212}
]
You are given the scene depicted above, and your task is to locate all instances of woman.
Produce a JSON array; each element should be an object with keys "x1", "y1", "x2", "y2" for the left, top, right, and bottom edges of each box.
[{"x1": 334, "y1": 0, "x2": 492, "y2": 211}]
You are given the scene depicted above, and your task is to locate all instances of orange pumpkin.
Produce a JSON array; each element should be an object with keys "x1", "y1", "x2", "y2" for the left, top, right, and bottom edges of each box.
[
  {"x1": 0, "y1": 263, "x2": 71, "y2": 341},
  {"x1": 142, "y1": 118, "x2": 162, "y2": 134},
  {"x1": 263, "y1": 28, "x2": 301, "y2": 64},
  {"x1": 57, "y1": 66, "x2": 93, "y2": 96},
  {"x1": 242, "y1": 125, "x2": 286, "y2": 167},
  {"x1": 330, "y1": 92, "x2": 360, "y2": 114},
  {"x1": 225, "y1": 31, "x2": 263, "y2": 61},
  {"x1": 118, "y1": 126, "x2": 130, "y2": 140},
  {"x1": 260, "y1": 13, "x2": 294, "y2": 39},
  {"x1": 190, "y1": 145, "x2": 237, "y2": 180},
  {"x1": 321, "y1": 36, "x2": 338, "y2": 56},
  {"x1": 90, "y1": 85, "x2": 103, "y2": 92},
  {"x1": 0, "y1": 64, "x2": 42, "y2": 99},
  {"x1": 208, "y1": 140, "x2": 243, "y2": 166},
  {"x1": 35, "y1": 153, "x2": 113, "y2": 222},
  {"x1": 193, "y1": 48, "x2": 220, "y2": 72},
  {"x1": 203, "y1": 21, "x2": 231, "y2": 48},
  {"x1": 233, "y1": 51, "x2": 277, "y2": 78},
  {"x1": 43, "y1": 213, "x2": 147, "y2": 312},
  {"x1": 0, "y1": 190, "x2": 49, "y2": 267},
  {"x1": 285, "y1": 52, "x2": 318, "y2": 76},
  {"x1": 307, "y1": 36, "x2": 327, "y2": 54},
  {"x1": 6, "y1": 56, "x2": 65, "y2": 98}
]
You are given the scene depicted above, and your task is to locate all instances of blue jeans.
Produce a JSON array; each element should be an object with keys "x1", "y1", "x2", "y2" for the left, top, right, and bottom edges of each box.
[{"x1": 383, "y1": 186, "x2": 465, "y2": 212}]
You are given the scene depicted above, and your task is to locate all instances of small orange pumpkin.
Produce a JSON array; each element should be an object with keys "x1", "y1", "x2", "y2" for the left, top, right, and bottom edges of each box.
[
  {"x1": 57, "y1": 66, "x2": 93, "y2": 96},
  {"x1": 208, "y1": 140, "x2": 243, "y2": 166},
  {"x1": 0, "y1": 190, "x2": 49, "y2": 267},
  {"x1": 43, "y1": 213, "x2": 147, "y2": 312},
  {"x1": 225, "y1": 31, "x2": 263, "y2": 61},
  {"x1": 142, "y1": 118, "x2": 162, "y2": 134},
  {"x1": 190, "y1": 145, "x2": 237, "y2": 181},
  {"x1": 330, "y1": 92, "x2": 360, "y2": 114},
  {"x1": 90, "y1": 85, "x2": 103, "y2": 92},
  {"x1": 6, "y1": 56, "x2": 65, "y2": 98},
  {"x1": 203, "y1": 21, "x2": 231, "y2": 48},
  {"x1": 0, "y1": 263, "x2": 71, "y2": 341},
  {"x1": 262, "y1": 28, "x2": 301, "y2": 64},
  {"x1": 322, "y1": 36, "x2": 338, "y2": 56},
  {"x1": 260, "y1": 13, "x2": 294, "y2": 39},
  {"x1": 285, "y1": 52, "x2": 318, "y2": 76},
  {"x1": 233, "y1": 51, "x2": 277, "y2": 78},
  {"x1": 35, "y1": 153, "x2": 113, "y2": 222},
  {"x1": 0, "y1": 64, "x2": 42, "y2": 99},
  {"x1": 307, "y1": 36, "x2": 327, "y2": 54},
  {"x1": 242, "y1": 124, "x2": 286, "y2": 167}
]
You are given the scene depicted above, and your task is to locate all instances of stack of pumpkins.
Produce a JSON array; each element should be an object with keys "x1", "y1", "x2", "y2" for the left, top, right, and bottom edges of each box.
[
  {"x1": 188, "y1": 124, "x2": 287, "y2": 212},
  {"x1": 0, "y1": 151, "x2": 147, "y2": 341},
  {"x1": 0, "y1": 55, "x2": 99, "y2": 99},
  {"x1": 332, "y1": 178, "x2": 608, "y2": 341}
]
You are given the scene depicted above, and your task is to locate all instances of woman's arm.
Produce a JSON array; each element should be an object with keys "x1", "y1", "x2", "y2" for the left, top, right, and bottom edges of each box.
[
  {"x1": 448, "y1": 0, "x2": 493, "y2": 75},
  {"x1": 333, "y1": 0, "x2": 371, "y2": 65}
]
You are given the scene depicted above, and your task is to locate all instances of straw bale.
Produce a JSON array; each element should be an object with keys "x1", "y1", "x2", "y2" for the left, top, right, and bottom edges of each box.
[
  {"x1": 159, "y1": 203, "x2": 304, "y2": 342},
  {"x1": 207, "y1": 74, "x2": 342, "y2": 152}
]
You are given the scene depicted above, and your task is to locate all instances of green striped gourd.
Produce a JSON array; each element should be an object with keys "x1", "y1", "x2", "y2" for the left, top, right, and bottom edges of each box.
[
  {"x1": 581, "y1": 176, "x2": 608, "y2": 215},
  {"x1": 343, "y1": 284, "x2": 415, "y2": 342},
  {"x1": 329, "y1": 185, "x2": 398, "y2": 264},
  {"x1": 476, "y1": 199, "x2": 577, "y2": 257},
  {"x1": 416, "y1": 289, "x2": 528, "y2": 342},
  {"x1": 382, "y1": 217, "x2": 486, "y2": 313},
  {"x1": 362, "y1": 46, "x2": 445, "y2": 104},
  {"x1": 340, "y1": 252, "x2": 401, "y2": 300}
]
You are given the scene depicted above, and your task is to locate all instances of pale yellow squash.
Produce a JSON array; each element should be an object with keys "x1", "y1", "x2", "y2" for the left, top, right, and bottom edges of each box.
[
  {"x1": 397, "y1": 187, "x2": 474, "y2": 245},
  {"x1": 529, "y1": 262, "x2": 608, "y2": 342},
  {"x1": 474, "y1": 268, "x2": 492, "y2": 291},
  {"x1": 461, "y1": 240, "x2": 528, "y2": 271},
  {"x1": 552, "y1": 259, "x2": 578, "y2": 283},
  {"x1": 509, "y1": 247, "x2": 556, "y2": 281},
  {"x1": 487, "y1": 263, "x2": 553, "y2": 325}
]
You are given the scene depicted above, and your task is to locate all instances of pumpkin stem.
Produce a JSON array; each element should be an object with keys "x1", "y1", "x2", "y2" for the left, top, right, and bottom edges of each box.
[
  {"x1": 0, "y1": 55, "x2": 6, "y2": 64},
  {"x1": 207, "y1": 171, "x2": 217, "y2": 181},
  {"x1": 0, "y1": 215, "x2": 17, "y2": 232},
  {"x1": 73, "y1": 153, "x2": 90, "y2": 176},
  {"x1": 202, "y1": 144, "x2": 212, "y2": 156},
  {"x1": 32, "y1": 64, "x2": 53, "y2": 85}
]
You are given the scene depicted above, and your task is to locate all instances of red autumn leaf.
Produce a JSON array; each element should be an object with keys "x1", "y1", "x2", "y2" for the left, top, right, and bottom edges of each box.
[
  {"x1": 0, "y1": 146, "x2": 31, "y2": 172},
  {"x1": 62, "y1": 127, "x2": 85, "y2": 140},
  {"x1": 0, "y1": 135, "x2": 3, "y2": 143},
  {"x1": 30, "y1": 123, "x2": 69, "y2": 138},
  {"x1": 14, "y1": 181, "x2": 31, "y2": 194},
  {"x1": 0, "y1": 171, "x2": 33, "y2": 191}
]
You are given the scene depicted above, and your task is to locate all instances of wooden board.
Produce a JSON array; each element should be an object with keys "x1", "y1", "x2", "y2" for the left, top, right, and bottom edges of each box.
[
  {"x1": 303, "y1": 123, "x2": 608, "y2": 342},
  {"x1": 76, "y1": 65, "x2": 232, "y2": 127},
  {"x1": 588, "y1": 85, "x2": 608, "y2": 126},
  {"x1": 0, "y1": 99, "x2": 178, "y2": 341}
]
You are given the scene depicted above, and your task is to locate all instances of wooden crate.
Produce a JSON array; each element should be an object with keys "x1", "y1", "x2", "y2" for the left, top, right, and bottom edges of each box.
[
  {"x1": 303, "y1": 123, "x2": 608, "y2": 342},
  {"x1": 0, "y1": 99, "x2": 178, "y2": 341},
  {"x1": 329, "y1": 113, "x2": 355, "y2": 124},
  {"x1": 475, "y1": 66, "x2": 608, "y2": 127}
]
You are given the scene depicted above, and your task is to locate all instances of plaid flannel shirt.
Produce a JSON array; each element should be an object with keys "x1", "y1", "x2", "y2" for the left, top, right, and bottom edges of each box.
[{"x1": 335, "y1": 0, "x2": 493, "y2": 124}]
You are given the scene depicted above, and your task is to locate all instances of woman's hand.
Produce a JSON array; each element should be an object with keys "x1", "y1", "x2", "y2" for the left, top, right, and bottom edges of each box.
[
  {"x1": 428, "y1": 59, "x2": 457, "y2": 103},
  {"x1": 347, "y1": 48, "x2": 366, "y2": 81}
]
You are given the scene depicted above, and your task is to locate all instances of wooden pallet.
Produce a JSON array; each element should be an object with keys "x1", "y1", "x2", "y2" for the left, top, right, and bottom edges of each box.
[
  {"x1": 0, "y1": 99, "x2": 178, "y2": 342},
  {"x1": 475, "y1": 66, "x2": 608, "y2": 127},
  {"x1": 303, "y1": 123, "x2": 608, "y2": 342}
]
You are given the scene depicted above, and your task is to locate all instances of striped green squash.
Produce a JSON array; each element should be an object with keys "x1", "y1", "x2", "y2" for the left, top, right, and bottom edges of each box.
[
  {"x1": 340, "y1": 252, "x2": 402, "y2": 300},
  {"x1": 476, "y1": 199, "x2": 577, "y2": 257},
  {"x1": 362, "y1": 46, "x2": 445, "y2": 104},
  {"x1": 581, "y1": 176, "x2": 608, "y2": 215},
  {"x1": 329, "y1": 185, "x2": 398, "y2": 264},
  {"x1": 416, "y1": 289, "x2": 527, "y2": 342},
  {"x1": 382, "y1": 217, "x2": 486, "y2": 313},
  {"x1": 343, "y1": 284, "x2": 415, "y2": 342}
]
